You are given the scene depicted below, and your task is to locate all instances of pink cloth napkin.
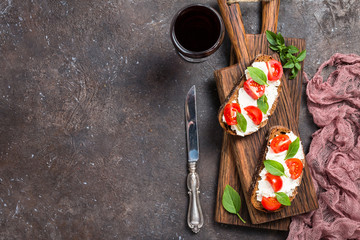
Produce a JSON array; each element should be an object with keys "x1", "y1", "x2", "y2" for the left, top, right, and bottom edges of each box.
[{"x1": 287, "y1": 53, "x2": 360, "y2": 240}]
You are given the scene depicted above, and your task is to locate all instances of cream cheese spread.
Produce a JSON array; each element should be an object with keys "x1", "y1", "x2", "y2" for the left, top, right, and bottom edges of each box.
[
  {"x1": 222, "y1": 61, "x2": 281, "y2": 136},
  {"x1": 256, "y1": 132, "x2": 304, "y2": 202}
]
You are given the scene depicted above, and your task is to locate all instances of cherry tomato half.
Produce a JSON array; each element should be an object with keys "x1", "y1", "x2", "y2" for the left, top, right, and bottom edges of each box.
[
  {"x1": 261, "y1": 197, "x2": 282, "y2": 211},
  {"x1": 285, "y1": 158, "x2": 303, "y2": 180},
  {"x1": 223, "y1": 103, "x2": 241, "y2": 125},
  {"x1": 265, "y1": 173, "x2": 283, "y2": 192},
  {"x1": 266, "y1": 60, "x2": 283, "y2": 81},
  {"x1": 270, "y1": 134, "x2": 291, "y2": 153},
  {"x1": 243, "y1": 78, "x2": 265, "y2": 100},
  {"x1": 244, "y1": 106, "x2": 263, "y2": 125}
]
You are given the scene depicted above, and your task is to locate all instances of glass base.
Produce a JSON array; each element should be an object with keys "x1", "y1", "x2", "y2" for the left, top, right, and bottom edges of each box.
[{"x1": 177, "y1": 51, "x2": 209, "y2": 63}]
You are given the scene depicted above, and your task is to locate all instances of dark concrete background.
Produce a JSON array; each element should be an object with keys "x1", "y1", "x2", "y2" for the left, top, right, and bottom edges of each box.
[{"x1": 0, "y1": 0, "x2": 359, "y2": 239}]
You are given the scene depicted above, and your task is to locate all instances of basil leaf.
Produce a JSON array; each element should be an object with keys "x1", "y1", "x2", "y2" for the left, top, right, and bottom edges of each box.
[
  {"x1": 288, "y1": 45, "x2": 299, "y2": 54},
  {"x1": 297, "y1": 50, "x2": 307, "y2": 62},
  {"x1": 276, "y1": 32, "x2": 285, "y2": 45},
  {"x1": 275, "y1": 192, "x2": 291, "y2": 206},
  {"x1": 290, "y1": 68, "x2": 299, "y2": 79},
  {"x1": 283, "y1": 61, "x2": 294, "y2": 69},
  {"x1": 257, "y1": 95, "x2": 269, "y2": 114},
  {"x1": 264, "y1": 160, "x2": 285, "y2": 176},
  {"x1": 236, "y1": 112, "x2": 247, "y2": 132},
  {"x1": 222, "y1": 185, "x2": 241, "y2": 213},
  {"x1": 280, "y1": 55, "x2": 286, "y2": 64},
  {"x1": 286, "y1": 53, "x2": 293, "y2": 60},
  {"x1": 285, "y1": 137, "x2": 300, "y2": 160},
  {"x1": 266, "y1": 30, "x2": 278, "y2": 46},
  {"x1": 269, "y1": 45, "x2": 279, "y2": 51},
  {"x1": 265, "y1": 30, "x2": 306, "y2": 80},
  {"x1": 222, "y1": 185, "x2": 246, "y2": 223},
  {"x1": 278, "y1": 45, "x2": 285, "y2": 52},
  {"x1": 247, "y1": 67, "x2": 268, "y2": 86}
]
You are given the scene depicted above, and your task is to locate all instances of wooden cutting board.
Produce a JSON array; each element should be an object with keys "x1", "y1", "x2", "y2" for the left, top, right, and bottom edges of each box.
[{"x1": 214, "y1": 34, "x2": 318, "y2": 228}]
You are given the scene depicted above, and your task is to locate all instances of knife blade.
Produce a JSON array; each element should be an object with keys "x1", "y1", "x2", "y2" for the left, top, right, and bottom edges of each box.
[
  {"x1": 185, "y1": 85, "x2": 199, "y2": 162},
  {"x1": 185, "y1": 85, "x2": 203, "y2": 233}
]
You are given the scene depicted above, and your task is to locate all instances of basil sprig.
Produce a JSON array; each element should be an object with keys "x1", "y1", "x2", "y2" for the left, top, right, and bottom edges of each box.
[
  {"x1": 275, "y1": 192, "x2": 291, "y2": 206},
  {"x1": 236, "y1": 112, "x2": 247, "y2": 132},
  {"x1": 266, "y1": 30, "x2": 306, "y2": 79},
  {"x1": 247, "y1": 67, "x2": 268, "y2": 86},
  {"x1": 222, "y1": 185, "x2": 246, "y2": 223},
  {"x1": 257, "y1": 95, "x2": 269, "y2": 114},
  {"x1": 285, "y1": 137, "x2": 300, "y2": 160},
  {"x1": 264, "y1": 160, "x2": 285, "y2": 176}
]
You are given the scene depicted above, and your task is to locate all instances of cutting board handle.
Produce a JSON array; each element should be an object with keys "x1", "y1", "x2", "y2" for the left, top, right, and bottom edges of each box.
[
  {"x1": 261, "y1": 0, "x2": 280, "y2": 33},
  {"x1": 226, "y1": 0, "x2": 280, "y2": 65},
  {"x1": 218, "y1": 0, "x2": 280, "y2": 65},
  {"x1": 217, "y1": 0, "x2": 251, "y2": 66}
]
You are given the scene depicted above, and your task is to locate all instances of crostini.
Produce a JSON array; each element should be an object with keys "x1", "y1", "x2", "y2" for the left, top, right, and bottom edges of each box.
[
  {"x1": 250, "y1": 126, "x2": 305, "y2": 212},
  {"x1": 218, "y1": 54, "x2": 284, "y2": 136}
]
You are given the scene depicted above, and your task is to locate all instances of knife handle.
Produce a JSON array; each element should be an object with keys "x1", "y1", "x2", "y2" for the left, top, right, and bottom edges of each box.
[{"x1": 187, "y1": 162, "x2": 204, "y2": 233}]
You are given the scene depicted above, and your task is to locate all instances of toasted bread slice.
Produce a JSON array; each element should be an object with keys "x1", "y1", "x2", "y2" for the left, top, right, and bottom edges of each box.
[
  {"x1": 250, "y1": 126, "x2": 305, "y2": 212},
  {"x1": 218, "y1": 54, "x2": 283, "y2": 136}
]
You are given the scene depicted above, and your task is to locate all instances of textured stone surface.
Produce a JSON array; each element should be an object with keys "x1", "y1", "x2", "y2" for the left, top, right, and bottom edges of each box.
[{"x1": 0, "y1": 0, "x2": 359, "y2": 239}]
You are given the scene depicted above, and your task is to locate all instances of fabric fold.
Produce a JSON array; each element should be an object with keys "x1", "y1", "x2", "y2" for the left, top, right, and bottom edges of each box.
[{"x1": 287, "y1": 53, "x2": 360, "y2": 240}]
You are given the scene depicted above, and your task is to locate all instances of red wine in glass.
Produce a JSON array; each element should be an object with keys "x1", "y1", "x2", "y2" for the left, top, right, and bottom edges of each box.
[{"x1": 171, "y1": 4, "x2": 225, "y2": 62}]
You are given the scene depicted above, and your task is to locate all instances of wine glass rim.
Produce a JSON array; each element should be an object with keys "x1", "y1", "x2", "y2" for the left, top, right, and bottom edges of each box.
[{"x1": 170, "y1": 4, "x2": 225, "y2": 58}]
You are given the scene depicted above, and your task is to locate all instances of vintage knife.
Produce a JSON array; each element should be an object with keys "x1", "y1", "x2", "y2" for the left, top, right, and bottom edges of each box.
[{"x1": 185, "y1": 85, "x2": 204, "y2": 233}]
